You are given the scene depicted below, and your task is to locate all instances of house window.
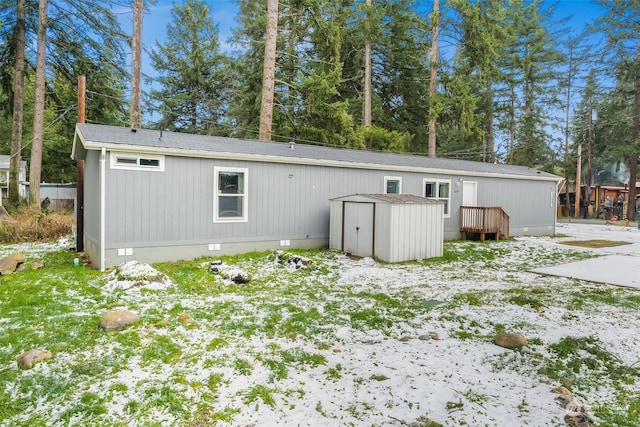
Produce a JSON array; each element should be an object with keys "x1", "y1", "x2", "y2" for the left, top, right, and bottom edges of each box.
[
  {"x1": 384, "y1": 176, "x2": 402, "y2": 194},
  {"x1": 423, "y1": 179, "x2": 451, "y2": 217},
  {"x1": 214, "y1": 167, "x2": 248, "y2": 223},
  {"x1": 110, "y1": 152, "x2": 164, "y2": 171}
]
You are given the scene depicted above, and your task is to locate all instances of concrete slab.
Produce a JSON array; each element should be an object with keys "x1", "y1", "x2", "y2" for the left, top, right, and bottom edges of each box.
[
  {"x1": 532, "y1": 254, "x2": 640, "y2": 289},
  {"x1": 532, "y1": 222, "x2": 640, "y2": 288}
]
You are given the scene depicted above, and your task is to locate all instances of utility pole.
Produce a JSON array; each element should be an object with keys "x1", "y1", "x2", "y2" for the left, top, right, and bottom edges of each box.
[
  {"x1": 586, "y1": 102, "x2": 593, "y2": 218},
  {"x1": 575, "y1": 144, "x2": 582, "y2": 219},
  {"x1": 77, "y1": 75, "x2": 85, "y2": 252},
  {"x1": 130, "y1": 0, "x2": 143, "y2": 128}
]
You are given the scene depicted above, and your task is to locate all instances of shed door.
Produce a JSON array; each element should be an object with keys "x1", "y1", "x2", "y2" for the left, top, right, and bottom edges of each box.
[
  {"x1": 343, "y1": 202, "x2": 374, "y2": 257},
  {"x1": 462, "y1": 181, "x2": 478, "y2": 206}
]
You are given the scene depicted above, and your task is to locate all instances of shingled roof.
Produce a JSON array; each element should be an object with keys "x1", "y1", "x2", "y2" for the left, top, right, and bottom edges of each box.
[{"x1": 72, "y1": 123, "x2": 560, "y2": 181}]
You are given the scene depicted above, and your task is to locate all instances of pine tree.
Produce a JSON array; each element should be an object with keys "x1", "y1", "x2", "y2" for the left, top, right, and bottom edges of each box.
[
  {"x1": 147, "y1": 0, "x2": 230, "y2": 134},
  {"x1": 595, "y1": 0, "x2": 640, "y2": 220}
]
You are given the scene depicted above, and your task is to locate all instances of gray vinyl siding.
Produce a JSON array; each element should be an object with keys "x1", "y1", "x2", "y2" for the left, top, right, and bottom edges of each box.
[
  {"x1": 83, "y1": 150, "x2": 102, "y2": 267},
  {"x1": 103, "y1": 153, "x2": 556, "y2": 250}
]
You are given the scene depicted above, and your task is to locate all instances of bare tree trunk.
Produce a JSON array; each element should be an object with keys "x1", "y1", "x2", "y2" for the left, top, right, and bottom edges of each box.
[
  {"x1": 130, "y1": 0, "x2": 143, "y2": 128},
  {"x1": 564, "y1": 45, "x2": 573, "y2": 218},
  {"x1": 508, "y1": 83, "x2": 516, "y2": 164},
  {"x1": 9, "y1": 0, "x2": 26, "y2": 205},
  {"x1": 363, "y1": 0, "x2": 372, "y2": 128},
  {"x1": 484, "y1": 80, "x2": 494, "y2": 163},
  {"x1": 29, "y1": 0, "x2": 48, "y2": 207},
  {"x1": 259, "y1": 0, "x2": 278, "y2": 141},
  {"x1": 428, "y1": 0, "x2": 439, "y2": 157}
]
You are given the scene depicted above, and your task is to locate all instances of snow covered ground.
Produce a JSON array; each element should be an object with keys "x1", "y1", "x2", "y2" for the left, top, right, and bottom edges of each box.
[{"x1": 2, "y1": 222, "x2": 640, "y2": 426}]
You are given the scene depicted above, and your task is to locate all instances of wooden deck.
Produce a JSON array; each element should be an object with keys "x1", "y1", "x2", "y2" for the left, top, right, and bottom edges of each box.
[{"x1": 460, "y1": 206, "x2": 510, "y2": 241}]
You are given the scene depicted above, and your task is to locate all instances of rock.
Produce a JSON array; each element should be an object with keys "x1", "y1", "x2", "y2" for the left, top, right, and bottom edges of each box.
[
  {"x1": 564, "y1": 413, "x2": 592, "y2": 427},
  {"x1": 178, "y1": 313, "x2": 194, "y2": 325},
  {"x1": 276, "y1": 251, "x2": 314, "y2": 269},
  {"x1": 99, "y1": 310, "x2": 140, "y2": 331},
  {"x1": 399, "y1": 336, "x2": 412, "y2": 342},
  {"x1": 551, "y1": 386, "x2": 572, "y2": 395},
  {"x1": 0, "y1": 253, "x2": 23, "y2": 275},
  {"x1": 17, "y1": 349, "x2": 53, "y2": 369},
  {"x1": 554, "y1": 394, "x2": 573, "y2": 408},
  {"x1": 561, "y1": 377, "x2": 574, "y2": 389},
  {"x1": 31, "y1": 261, "x2": 45, "y2": 270},
  {"x1": 8, "y1": 253, "x2": 25, "y2": 263},
  {"x1": 229, "y1": 271, "x2": 251, "y2": 284},
  {"x1": 208, "y1": 261, "x2": 251, "y2": 284},
  {"x1": 495, "y1": 333, "x2": 528, "y2": 349}
]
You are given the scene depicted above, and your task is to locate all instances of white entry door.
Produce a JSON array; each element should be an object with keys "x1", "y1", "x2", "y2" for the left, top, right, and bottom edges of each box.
[
  {"x1": 343, "y1": 202, "x2": 374, "y2": 257},
  {"x1": 462, "y1": 181, "x2": 478, "y2": 206}
]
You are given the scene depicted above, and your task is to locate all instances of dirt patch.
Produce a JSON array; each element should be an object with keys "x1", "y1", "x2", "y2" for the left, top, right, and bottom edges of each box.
[{"x1": 560, "y1": 239, "x2": 632, "y2": 249}]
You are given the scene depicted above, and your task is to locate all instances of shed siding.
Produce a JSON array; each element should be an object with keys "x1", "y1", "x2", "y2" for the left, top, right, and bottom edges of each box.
[
  {"x1": 388, "y1": 203, "x2": 443, "y2": 262},
  {"x1": 374, "y1": 203, "x2": 391, "y2": 262}
]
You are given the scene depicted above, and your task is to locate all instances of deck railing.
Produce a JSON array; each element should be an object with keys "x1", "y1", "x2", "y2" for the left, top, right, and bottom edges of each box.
[{"x1": 459, "y1": 206, "x2": 510, "y2": 241}]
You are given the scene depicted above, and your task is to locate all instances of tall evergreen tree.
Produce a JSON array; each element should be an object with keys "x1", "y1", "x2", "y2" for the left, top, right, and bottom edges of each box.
[
  {"x1": 496, "y1": 0, "x2": 564, "y2": 169},
  {"x1": 29, "y1": 0, "x2": 47, "y2": 207},
  {"x1": 147, "y1": 0, "x2": 230, "y2": 134},
  {"x1": 1, "y1": 0, "x2": 129, "y2": 188},
  {"x1": 443, "y1": 0, "x2": 510, "y2": 161},
  {"x1": 595, "y1": 0, "x2": 640, "y2": 220},
  {"x1": 8, "y1": 0, "x2": 26, "y2": 204}
]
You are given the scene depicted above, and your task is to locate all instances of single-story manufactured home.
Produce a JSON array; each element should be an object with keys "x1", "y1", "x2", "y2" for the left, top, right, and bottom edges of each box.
[{"x1": 71, "y1": 123, "x2": 561, "y2": 270}]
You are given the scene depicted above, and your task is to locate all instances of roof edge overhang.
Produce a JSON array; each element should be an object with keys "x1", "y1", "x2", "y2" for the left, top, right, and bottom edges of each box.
[
  {"x1": 78, "y1": 138, "x2": 561, "y2": 183},
  {"x1": 71, "y1": 125, "x2": 88, "y2": 160}
]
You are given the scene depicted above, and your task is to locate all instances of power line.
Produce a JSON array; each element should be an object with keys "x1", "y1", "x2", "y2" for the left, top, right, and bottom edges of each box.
[{"x1": 10, "y1": 104, "x2": 77, "y2": 161}]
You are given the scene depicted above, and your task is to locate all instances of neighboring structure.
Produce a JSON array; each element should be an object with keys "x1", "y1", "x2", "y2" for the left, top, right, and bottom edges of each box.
[
  {"x1": 71, "y1": 123, "x2": 561, "y2": 270},
  {"x1": 329, "y1": 194, "x2": 444, "y2": 262},
  {"x1": 40, "y1": 183, "x2": 76, "y2": 212},
  {"x1": 0, "y1": 155, "x2": 28, "y2": 205}
]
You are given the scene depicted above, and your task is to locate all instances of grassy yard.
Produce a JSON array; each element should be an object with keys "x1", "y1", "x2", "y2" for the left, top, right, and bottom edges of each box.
[{"x1": 1, "y1": 231, "x2": 639, "y2": 426}]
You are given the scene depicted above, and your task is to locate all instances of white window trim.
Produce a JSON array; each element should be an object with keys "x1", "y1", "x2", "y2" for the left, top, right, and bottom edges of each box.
[
  {"x1": 214, "y1": 166, "x2": 248, "y2": 223},
  {"x1": 384, "y1": 176, "x2": 402, "y2": 194},
  {"x1": 110, "y1": 151, "x2": 165, "y2": 172},
  {"x1": 423, "y1": 178, "x2": 451, "y2": 218}
]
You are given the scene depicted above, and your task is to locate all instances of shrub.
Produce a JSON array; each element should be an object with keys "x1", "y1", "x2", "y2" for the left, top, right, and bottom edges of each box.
[{"x1": 0, "y1": 205, "x2": 74, "y2": 243}]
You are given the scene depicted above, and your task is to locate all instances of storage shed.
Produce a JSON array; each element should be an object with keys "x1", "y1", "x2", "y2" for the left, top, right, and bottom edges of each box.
[{"x1": 330, "y1": 194, "x2": 444, "y2": 262}]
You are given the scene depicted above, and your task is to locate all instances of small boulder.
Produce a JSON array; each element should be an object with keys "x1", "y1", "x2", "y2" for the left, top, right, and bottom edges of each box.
[
  {"x1": 31, "y1": 261, "x2": 45, "y2": 270},
  {"x1": 8, "y1": 253, "x2": 26, "y2": 263},
  {"x1": 551, "y1": 386, "x2": 572, "y2": 396},
  {"x1": 99, "y1": 310, "x2": 140, "y2": 331},
  {"x1": 17, "y1": 349, "x2": 53, "y2": 370},
  {"x1": 178, "y1": 313, "x2": 195, "y2": 325},
  {"x1": 495, "y1": 333, "x2": 528, "y2": 349},
  {"x1": 0, "y1": 253, "x2": 25, "y2": 275}
]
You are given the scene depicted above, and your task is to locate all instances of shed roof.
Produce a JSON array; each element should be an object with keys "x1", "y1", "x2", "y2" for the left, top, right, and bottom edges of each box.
[
  {"x1": 331, "y1": 194, "x2": 444, "y2": 204},
  {"x1": 72, "y1": 123, "x2": 560, "y2": 182}
]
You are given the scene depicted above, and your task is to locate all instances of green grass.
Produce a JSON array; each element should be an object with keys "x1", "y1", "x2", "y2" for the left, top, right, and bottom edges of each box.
[{"x1": 1, "y1": 240, "x2": 637, "y2": 426}]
